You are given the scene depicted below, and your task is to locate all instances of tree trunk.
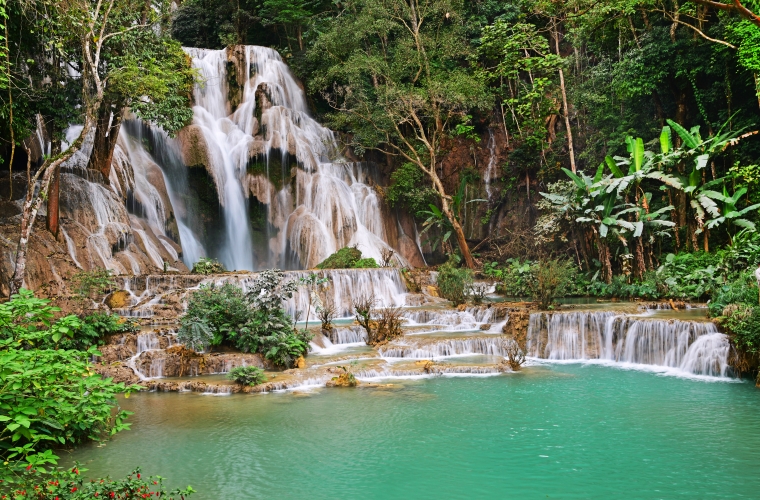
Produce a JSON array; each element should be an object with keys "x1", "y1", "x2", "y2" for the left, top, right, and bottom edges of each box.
[
  {"x1": 633, "y1": 238, "x2": 646, "y2": 280},
  {"x1": 554, "y1": 25, "x2": 577, "y2": 173},
  {"x1": 46, "y1": 163, "x2": 60, "y2": 238},
  {"x1": 87, "y1": 104, "x2": 122, "y2": 182},
  {"x1": 10, "y1": 149, "x2": 75, "y2": 295},
  {"x1": 597, "y1": 236, "x2": 612, "y2": 284}
]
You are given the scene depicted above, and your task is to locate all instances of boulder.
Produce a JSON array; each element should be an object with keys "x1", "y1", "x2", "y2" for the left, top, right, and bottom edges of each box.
[{"x1": 105, "y1": 290, "x2": 132, "y2": 309}]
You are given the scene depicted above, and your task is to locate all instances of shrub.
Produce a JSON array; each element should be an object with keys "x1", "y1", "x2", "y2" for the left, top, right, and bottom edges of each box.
[
  {"x1": 0, "y1": 290, "x2": 139, "y2": 467},
  {"x1": 69, "y1": 268, "x2": 115, "y2": 309},
  {"x1": 0, "y1": 465, "x2": 194, "y2": 499},
  {"x1": 353, "y1": 257, "x2": 379, "y2": 268},
  {"x1": 178, "y1": 283, "x2": 252, "y2": 351},
  {"x1": 226, "y1": 366, "x2": 267, "y2": 386},
  {"x1": 316, "y1": 247, "x2": 362, "y2": 269},
  {"x1": 191, "y1": 257, "x2": 226, "y2": 274},
  {"x1": 260, "y1": 330, "x2": 312, "y2": 368},
  {"x1": 368, "y1": 306, "x2": 404, "y2": 345},
  {"x1": 437, "y1": 261, "x2": 473, "y2": 306},
  {"x1": 709, "y1": 272, "x2": 758, "y2": 316},
  {"x1": 529, "y1": 258, "x2": 577, "y2": 309},
  {"x1": 720, "y1": 304, "x2": 760, "y2": 355},
  {"x1": 468, "y1": 282, "x2": 490, "y2": 304}
]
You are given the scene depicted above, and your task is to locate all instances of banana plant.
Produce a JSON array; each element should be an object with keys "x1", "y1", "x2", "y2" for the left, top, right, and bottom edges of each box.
[{"x1": 704, "y1": 185, "x2": 760, "y2": 234}]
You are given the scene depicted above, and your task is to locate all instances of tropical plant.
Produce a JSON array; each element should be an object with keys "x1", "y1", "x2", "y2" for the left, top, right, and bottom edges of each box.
[
  {"x1": 260, "y1": 330, "x2": 312, "y2": 368},
  {"x1": 0, "y1": 291, "x2": 139, "y2": 467},
  {"x1": 226, "y1": 366, "x2": 267, "y2": 386},
  {"x1": 316, "y1": 246, "x2": 362, "y2": 269},
  {"x1": 178, "y1": 284, "x2": 252, "y2": 351}
]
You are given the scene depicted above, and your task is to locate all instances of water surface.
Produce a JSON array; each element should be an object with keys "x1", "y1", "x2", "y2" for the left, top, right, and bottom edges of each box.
[{"x1": 68, "y1": 365, "x2": 760, "y2": 499}]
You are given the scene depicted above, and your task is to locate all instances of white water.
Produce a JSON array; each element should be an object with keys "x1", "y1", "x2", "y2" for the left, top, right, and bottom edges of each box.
[
  {"x1": 525, "y1": 311, "x2": 733, "y2": 377},
  {"x1": 484, "y1": 129, "x2": 498, "y2": 199},
  {"x1": 184, "y1": 46, "x2": 398, "y2": 270}
]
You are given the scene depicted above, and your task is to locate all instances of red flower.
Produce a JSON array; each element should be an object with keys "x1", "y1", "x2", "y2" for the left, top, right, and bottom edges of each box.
[
  {"x1": 71, "y1": 487, "x2": 77, "y2": 492},
  {"x1": 26, "y1": 464, "x2": 32, "y2": 471},
  {"x1": 110, "y1": 492, "x2": 115, "y2": 498},
  {"x1": 137, "y1": 474, "x2": 141, "y2": 479}
]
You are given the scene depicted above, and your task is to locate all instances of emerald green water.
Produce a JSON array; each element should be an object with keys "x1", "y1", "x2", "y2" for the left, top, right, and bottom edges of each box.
[{"x1": 68, "y1": 366, "x2": 760, "y2": 499}]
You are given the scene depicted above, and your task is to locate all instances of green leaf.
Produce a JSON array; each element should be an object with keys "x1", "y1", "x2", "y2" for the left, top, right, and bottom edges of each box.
[
  {"x1": 666, "y1": 119, "x2": 698, "y2": 149},
  {"x1": 633, "y1": 137, "x2": 644, "y2": 173},
  {"x1": 562, "y1": 168, "x2": 585, "y2": 189},
  {"x1": 660, "y1": 126, "x2": 672, "y2": 154},
  {"x1": 695, "y1": 154, "x2": 709, "y2": 171},
  {"x1": 605, "y1": 156, "x2": 623, "y2": 178}
]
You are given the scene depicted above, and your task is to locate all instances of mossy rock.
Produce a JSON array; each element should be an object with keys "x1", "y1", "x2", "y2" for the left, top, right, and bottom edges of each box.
[{"x1": 353, "y1": 258, "x2": 379, "y2": 268}]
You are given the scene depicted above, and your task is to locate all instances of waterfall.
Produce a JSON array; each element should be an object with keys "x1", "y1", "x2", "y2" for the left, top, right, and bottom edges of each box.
[
  {"x1": 484, "y1": 129, "x2": 497, "y2": 199},
  {"x1": 181, "y1": 46, "x2": 398, "y2": 270},
  {"x1": 526, "y1": 311, "x2": 733, "y2": 377}
]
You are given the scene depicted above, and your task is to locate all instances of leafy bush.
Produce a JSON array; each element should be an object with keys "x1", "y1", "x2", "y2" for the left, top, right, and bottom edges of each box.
[
  {"x1": 484, "y1": 259, "x2": 533, "y2": 297},
  {"x1": 385, "y1": 162, "x2": 438, "y2": 217},
  {"x1": 260, "y1": 330, "x2": 312, "y2": 368},
  {"x1": 529, "y1": 258, "x2": 578, "y2": 309},
  {"x1": 437, "y1": 261, "x2": 473, "y2": 306},
  {"x1": 226, "y1": 366, "x2": 267, "y2": 386},
  {"x1": 709, "y1": 272, "x2": 758, "y2": 317},
  {"x1": 316, "y1": 247, "x2": 362, "y2": 269},
  {"x1": 178, "y1": 284, "x2": 252, "y2": 351},
  {"x1": 0, "y1": 465, "x2": 194, "y2": 499},
  {"x1": 720, "y1": 304, "x2": 760, "y2": 355},
  {"x1": 0, "y1": 290, "x2": 138, "y2": 467},
  {"x1": 177, "y1": 270, "x2": 309, "y2": 367},
  {"x1": 353, "y1": 257, "x2": 379, "y2": 268},
  {"x1": 191, "y1": 257, "x2": 226, "y2": 275}
]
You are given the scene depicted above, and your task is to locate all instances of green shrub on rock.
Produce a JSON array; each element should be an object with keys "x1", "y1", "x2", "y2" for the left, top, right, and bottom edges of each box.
[
  {"x1": 191, "y1": 257, "x2": 226, "y2": 275},
  {"x1": 353, "y1": 257, "x2": 379, "y2": 268},
  {"x1": 316, "y1": 247, "x2": 362, "y2": 269},
  {"x1": 227, "y1": 366, "x2": 267, "y2": 386},
  {"x1": 437, "y1": 260, "x2": 473, "y2": 306}
]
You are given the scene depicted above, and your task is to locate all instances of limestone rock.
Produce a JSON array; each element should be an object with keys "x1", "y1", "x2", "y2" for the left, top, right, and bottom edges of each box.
[{"x1": 105, "y1": 290, "x2": 131, "y2": 309}]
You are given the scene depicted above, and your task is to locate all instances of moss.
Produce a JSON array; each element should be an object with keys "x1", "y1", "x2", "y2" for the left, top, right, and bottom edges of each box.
[{"x1": 316, "y1": 247, "x2": 362, "y2": 269}]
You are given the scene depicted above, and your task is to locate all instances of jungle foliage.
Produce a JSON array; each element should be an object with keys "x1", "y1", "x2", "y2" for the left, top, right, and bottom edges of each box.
[{"x1": 177, "y1": 270, "x2": 312, "y2": 368}]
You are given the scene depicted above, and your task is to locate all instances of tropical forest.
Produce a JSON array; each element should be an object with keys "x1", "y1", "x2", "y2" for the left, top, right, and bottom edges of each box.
[{"x1": 1, "y1": 0, "x2": 760, "y2": 497}]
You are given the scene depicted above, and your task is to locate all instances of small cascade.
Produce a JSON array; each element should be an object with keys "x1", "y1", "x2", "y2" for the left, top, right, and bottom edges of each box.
[
  {"x1": 126, "y1": 332, "x2": 164, "y2": 380},
  {"x1": 328, "y1": 326, "x2": 368, "y2": 344},
  {"x1": 526, "y1": 311, "x2": 732, "y2": 377},
  {"x1": 115, "y1": 268, "x2": 409, "y2": 320},
  {"x1": 379, "y1": 336, "x2": 506, "y2": 359},
  {"x1": 402, "y1": 306, "x2": 507, "y2": 333}
]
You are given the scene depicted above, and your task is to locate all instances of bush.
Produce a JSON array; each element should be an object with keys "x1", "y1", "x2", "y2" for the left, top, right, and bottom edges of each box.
[
  {"x1": 316, "y1": 247, "x2": 362, "y2": 269},
  {"x1": 177, "y1": 270, "x2": 309, "y2": 367},
  {"x1": 260, "y1": 330, "x2": 312, "y2": 368},
  {"x1": 529, "y1": 258, "x2": 577, "y2": 309},
  {"x1": 484, "y1": 259, "x2": 532, "y2": 297},
  {"x1": 0, "y1": 465, "x2": 194, "y2": 499},
  {"x1": 69, "y1": 268, "x2": 115, "y2": 309},
  {"x1": 0, "y1": 290, "x2": 138, "y2": 467},
  {"x1": 709, "y1": 272, "x2": 758, "y2": 316},
  {"x1": 191, "y1": 257, "x2": 226, "y2": 275},
  {"x1": 178, "y1": 283, "x2": 252, "y2": 351},
  {"x1": 718, "y1": 303, "x2": 760, "y2": 355},
  {"x1": 437, "y1": 261, "x2": 473, "y2": 306},
  {"x1": 226, "y1": 366, "x2": 267, "y2": 386},
  {"x1": 353, "y1": 257, "x2": 379, "y2": 268}
]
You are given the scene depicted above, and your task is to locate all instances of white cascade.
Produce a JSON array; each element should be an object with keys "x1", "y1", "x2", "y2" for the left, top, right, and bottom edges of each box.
[
  {"x1": 525, "y1": 311, "x2": 733, "y2": 377},
  {"x1": 184, "y1": 46, "x2": 398, "y2": 270}
]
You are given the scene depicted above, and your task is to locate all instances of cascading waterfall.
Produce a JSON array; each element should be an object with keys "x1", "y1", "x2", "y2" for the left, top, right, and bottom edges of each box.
[
  {"x1": 483, "y1": 129, "x2": 497, "y2": 199},
  {"x1": 526, "y1": 311, "x2": 733, "y2": 377},
  {"x1": 182, "y1": 46, "x2": 398, "y2": 270}
]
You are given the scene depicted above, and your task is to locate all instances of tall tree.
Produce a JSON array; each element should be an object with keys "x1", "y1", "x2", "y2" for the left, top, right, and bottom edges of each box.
[{"x1": 308, "y1": 0, "x2": 491, "y2": 268}]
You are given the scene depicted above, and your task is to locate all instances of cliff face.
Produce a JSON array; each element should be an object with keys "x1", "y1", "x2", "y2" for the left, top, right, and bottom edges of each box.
[{"x1": 0, "y1": 127, "x2": 189, "y2": 297}]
